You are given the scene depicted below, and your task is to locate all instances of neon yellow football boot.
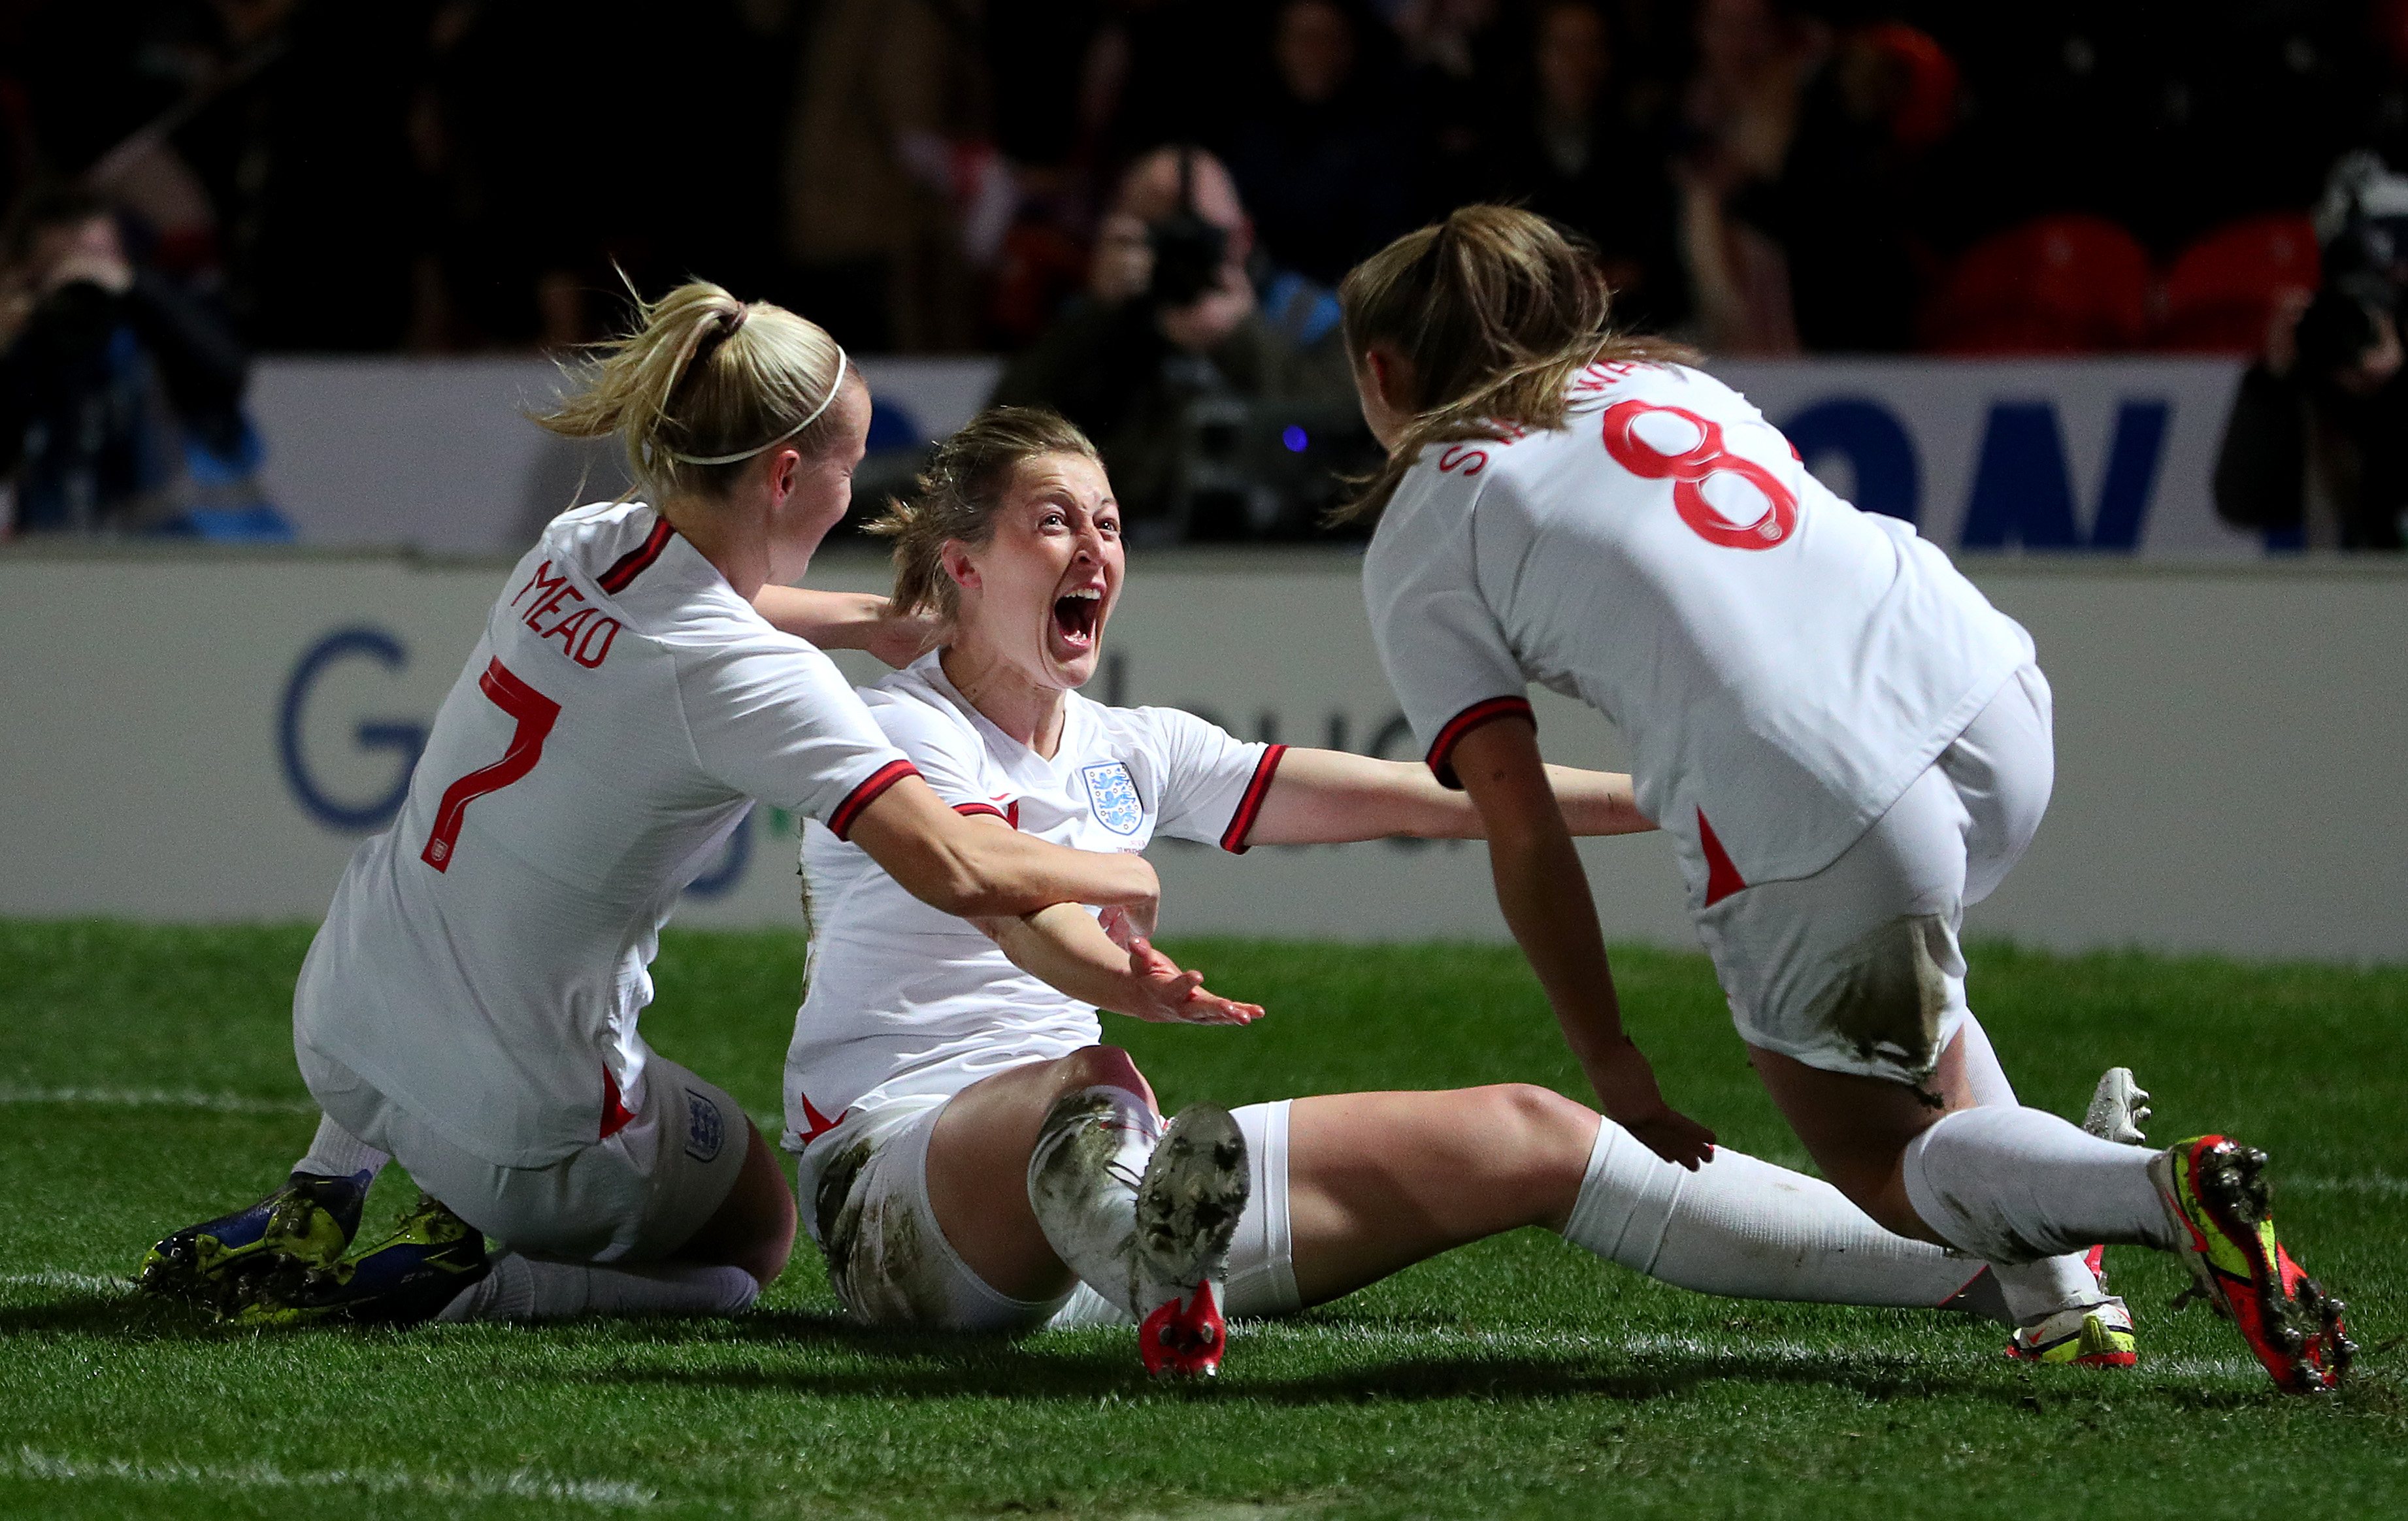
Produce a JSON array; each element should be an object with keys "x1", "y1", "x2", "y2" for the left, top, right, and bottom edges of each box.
[{"x1": 2149, "y1": 1136, "x2": 2352, "y2": 1394}]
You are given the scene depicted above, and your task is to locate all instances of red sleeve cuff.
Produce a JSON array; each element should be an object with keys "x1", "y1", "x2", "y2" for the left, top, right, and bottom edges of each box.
[
  {"x1": 1219, "y1": 744, "x2": 1289, "y2": 854},
  {"x1": 952, "y1": 802, "x2": 1011, "y2": 824},
  {"x1": 827, "y1": 759, "x2": 921, "y2": 840},
  {"x1": 1425, "y1": 696, "x2": 1535, "y2": 789}
]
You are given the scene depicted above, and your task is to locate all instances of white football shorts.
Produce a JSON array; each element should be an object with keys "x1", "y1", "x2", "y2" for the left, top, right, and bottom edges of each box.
[
  {"x1": 1692, "y1": 664, "x2": 2054, "y2": 1086},
  {"x1": 797, "y1": 1089, "x2": 1301, "y2": 1333},
  {"x1": 299, "y1": 1043, "x2": 750, "y2": 1263}
]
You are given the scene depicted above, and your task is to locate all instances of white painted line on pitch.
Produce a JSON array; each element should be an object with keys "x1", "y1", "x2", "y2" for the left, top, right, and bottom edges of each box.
[
  {"x1": 0, "y1": 1270, "x2": 131, "y2": 1294},
  {"x1": 7, "y1": 1448, "x2": 654, "y2": 1509},
  {"x1": 2286, "y1": 1174, "x2": 2408, "y2": 1198},
  {"x1": 0, "y1": 1087, "x2": 316, "y2": 1116}
]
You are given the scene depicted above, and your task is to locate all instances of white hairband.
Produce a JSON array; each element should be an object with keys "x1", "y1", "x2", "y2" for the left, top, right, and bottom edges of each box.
[{"x1": 666, "y1": 346, "x2": 849, "y2": 466}]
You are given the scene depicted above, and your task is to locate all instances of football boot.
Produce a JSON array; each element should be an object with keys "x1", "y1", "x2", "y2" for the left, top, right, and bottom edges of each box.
[
  {"x1": 236, "y1": 1192, "x2": 489, "y2": 1328},
  {"x1": 136, "y1": 1171, "x2": 370, "y2": 1314},
  {"x1": 2008, "y1": 1294, "x2": 2139, "y2": 1367},
  {"x1": 2149, "y1": 1136, "x2": 2353, "y2": 1394},
  {"x1": 1132, "y1": 1104, "x2": 1248, "y2": 1379},
  {"x1": 2085, "y1": 1068, "x2": 2153, "y2": 1145}
]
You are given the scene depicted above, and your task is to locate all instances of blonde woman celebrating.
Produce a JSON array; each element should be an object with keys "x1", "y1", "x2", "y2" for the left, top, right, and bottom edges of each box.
[
  {"x1": 779, "y1": 406, "x2": 2072, "y2": 1380},
  {"x1": 1338, "y1": 205, "x2": 2350, "y2": 1392},
  {"x1": 137, "y1": 284, "x2": 1159, "y2": 1329}
]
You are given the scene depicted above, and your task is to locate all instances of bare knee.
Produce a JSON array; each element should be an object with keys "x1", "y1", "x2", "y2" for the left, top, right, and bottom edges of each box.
[
  {"x1": 1470, "y1": 1084, "x2": 1598, "y2": 1226},
  {"x1": 1049, "y1": 1045, "x2": 1155, "y2": 1110}
]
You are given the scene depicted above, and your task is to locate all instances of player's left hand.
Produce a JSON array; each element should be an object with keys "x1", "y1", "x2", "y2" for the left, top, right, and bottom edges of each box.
[
  {"x1": 1587, "y1": 1039, "x2": 1716, "y2": 1169},
  {"x1": 1109, "y1": 928, "x2": 1264, "y2": 1026}
]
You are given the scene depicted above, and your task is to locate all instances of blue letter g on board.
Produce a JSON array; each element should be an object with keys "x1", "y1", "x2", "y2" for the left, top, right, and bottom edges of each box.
[{"x1": 279, "y1": 627, "x2": 428, "y2": 831}]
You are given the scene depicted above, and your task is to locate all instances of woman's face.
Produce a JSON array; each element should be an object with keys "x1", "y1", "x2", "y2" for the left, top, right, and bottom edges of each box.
[
  {"x1": 946, "y1": 452, "x2": 1124, "y2": 692},
  {"x1": 763, "y1": 377, "x2": 872, "y2": 583}
]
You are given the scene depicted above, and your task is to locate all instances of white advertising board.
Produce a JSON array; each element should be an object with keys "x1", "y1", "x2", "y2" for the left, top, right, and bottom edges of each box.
[
  {"x1": 3, "y1": 549, "x2": 2403, "y2": 962},
  {"x1": 243, "y1": 356, "x2": 2266, "y2": 559}
]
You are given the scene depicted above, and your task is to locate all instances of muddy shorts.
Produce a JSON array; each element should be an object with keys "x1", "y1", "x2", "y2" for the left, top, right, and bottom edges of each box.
[
  {"x1": 799, "y1": 1093, "x2": 1304, "y2": 1334},
  {"x1": 797, "y1": 1094, "x2": 1074, "y2": 1333},
  {"x1": 1693, "y1": 664, "x2": 2054, "y2": 1087},
  {"x1": 299, "y1": 1046, "x2": 750, "y2": 1263}
]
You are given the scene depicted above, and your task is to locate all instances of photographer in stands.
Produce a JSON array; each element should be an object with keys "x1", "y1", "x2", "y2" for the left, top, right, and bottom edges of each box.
[
  {"x1": 990, "y1": 147, "x2": 1353, "y2": 542},
  {"x1": 2215, "y1": 153, "x2": 2408, "y2": 550},
  {"x1": 0, "y1": 186, "x2": 250, "y2": 536}
]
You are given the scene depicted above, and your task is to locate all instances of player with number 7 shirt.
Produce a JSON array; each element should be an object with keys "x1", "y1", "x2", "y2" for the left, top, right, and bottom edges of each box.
[
  {"x1": 135, "y1": 281, "x2": 1163, "y2": 1330},
  {"x1": 1340, "y1": 206, "x2": 2351, "y2": 1392}
]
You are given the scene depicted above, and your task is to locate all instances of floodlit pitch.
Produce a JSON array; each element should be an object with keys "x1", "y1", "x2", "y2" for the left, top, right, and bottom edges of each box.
[{"x1": 1, "y1": 923, "x2": 2399, "y2": 1519}]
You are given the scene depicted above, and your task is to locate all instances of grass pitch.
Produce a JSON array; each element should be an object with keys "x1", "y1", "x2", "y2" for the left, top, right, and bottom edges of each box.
[{"x1": 1, "y1": 921, "x2": 2402, "y2": 1520}]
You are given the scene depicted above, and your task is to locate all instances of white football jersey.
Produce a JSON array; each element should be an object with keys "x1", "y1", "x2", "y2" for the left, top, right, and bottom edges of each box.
[
  {"x1": 783, "y1": 652, "x2": 1281, "y2": 1148},
  {"x1": 1364, "y1": 361, "x2": 2034, "y2": 894},
  {"x1": 295, "y1": 501, "x2": 916, "y2": 1168}
]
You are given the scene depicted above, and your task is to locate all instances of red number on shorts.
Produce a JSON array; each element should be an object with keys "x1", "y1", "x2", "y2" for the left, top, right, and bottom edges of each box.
[
  {"x1": 420, "y1": 658, "x2": 561, "y2": 873},
  {"x1": 1599, "y1": 399, "x2": 1798, "y2": 550}
]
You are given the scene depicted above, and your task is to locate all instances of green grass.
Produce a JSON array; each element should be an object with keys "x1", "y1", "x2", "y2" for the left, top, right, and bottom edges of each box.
[{"x1": 1, "y1": 921, "x2": 2403, "y2": 1520}]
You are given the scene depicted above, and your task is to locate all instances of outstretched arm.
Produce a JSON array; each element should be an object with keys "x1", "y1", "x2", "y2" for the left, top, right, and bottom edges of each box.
[
  {"x1": 849, "y1": 775, "x2": 1160, "y2": 924},
  {"x1": 752, "y1": 585, "x2": 938, "y2": 669},
  {"x1": 1449, "y1": 716, "x2": 1714, "y2": 1169},
  {"x1": 972, "y1": 897, "x2": 1263, "y2": 1026},
  {"x1": 1245, "y1": 747, "x2": 1653, "y2": 847}
]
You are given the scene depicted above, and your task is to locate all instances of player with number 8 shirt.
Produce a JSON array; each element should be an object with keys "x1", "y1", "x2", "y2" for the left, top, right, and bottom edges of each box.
[
  {"x1": 135, "y1": 281, "x2": 1162, "y2": 1330},
  {"x1": 1340, "y1": 206, "x2": 2350, "y2": 1391}
]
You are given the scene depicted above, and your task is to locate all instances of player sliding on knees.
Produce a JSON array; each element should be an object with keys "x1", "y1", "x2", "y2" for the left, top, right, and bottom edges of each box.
[
  {"x1": 759, "y1": 408, "x2": 2053, "y2": 1379},
  {"x1": 1334, "y1": 206, "x2": 2352, "y2": 1392},
  {"x1": 136, "y1": 282, "x2": 1163, "y2": 1329}
]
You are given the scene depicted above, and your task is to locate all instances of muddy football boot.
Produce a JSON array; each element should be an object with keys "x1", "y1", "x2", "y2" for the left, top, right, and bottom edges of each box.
[
  {"x1": 237, "y1": 1193, "x2": 489, "y2": 1328},
  {"x1": 2058, "y1": 1066, "x2": 2151, "y2": 1303},
  {"x1": 2085, "y1": 1068, "x2": 2153, "y2": 1145},
  {"x1": 2150, "y1": 1136, "x2": 2354, "y2": 1394},
  {"x1": 1132, "y1": 1104, "x2": 1249, "y2": 1379},
  {"x1": 137, "y1": 1171, "x2": 371, "y2": 1314}
]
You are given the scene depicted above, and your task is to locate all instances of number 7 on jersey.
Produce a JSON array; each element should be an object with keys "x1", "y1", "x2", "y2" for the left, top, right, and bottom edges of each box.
[{"x1": 421, "y1": 658, "x2": 561, "y2": 872}]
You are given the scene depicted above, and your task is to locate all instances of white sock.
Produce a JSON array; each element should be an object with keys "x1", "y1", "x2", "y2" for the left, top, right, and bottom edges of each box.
[
  {"x1": 295, "y1": 1113, "x2": 388, "y2": 1186},
  {"x1": 435, "y1": 1251, "x2": 759, "y2": 1322},
  {"x1": 1949, "y1": 1015, "x2": 2107, "y2": 1321},
  {"x1": 1025, "y1": 1085, "x2": 1160, "y2": 1315},
  {"x1": 1901, "y1": 1107, "x2": 2172, "y2": 1262},
  {"x1": 1224, "y1": 1100, "x2": 1302, "y2": 1318},
  {"x1": 1562, "y1": 1119, "x2": 1988, "y2": 1310}
]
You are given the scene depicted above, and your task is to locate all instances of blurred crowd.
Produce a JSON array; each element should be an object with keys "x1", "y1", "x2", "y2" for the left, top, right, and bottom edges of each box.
[
  {"x1": 7, "y1": 0, "x2": 2407, "y2": 358},
  {"x1": 5, "y1": 0, "x2": 2408, "y2": 542}
]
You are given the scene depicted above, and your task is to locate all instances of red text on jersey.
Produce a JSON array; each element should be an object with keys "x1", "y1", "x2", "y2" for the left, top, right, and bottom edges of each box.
[{"x1": 511, "y1": 559, "x2": 623, "y2": 669}]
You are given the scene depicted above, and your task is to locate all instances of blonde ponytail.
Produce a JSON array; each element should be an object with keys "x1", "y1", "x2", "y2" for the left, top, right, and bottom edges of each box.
[
  {"x1": 1334, "y1": 206, "x2": 1694, "y2": 523},
  {"x1": 535, "y1": 278, "x2": 852, "y2": 502}
]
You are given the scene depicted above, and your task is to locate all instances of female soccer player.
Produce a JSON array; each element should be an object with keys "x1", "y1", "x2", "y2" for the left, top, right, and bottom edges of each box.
[
  {"x1": 780, "y1": 406, "x2": 2054, "y2": 1379},
  {"x1": 1336, "y1": 206, "x2": 2350, "y2": 1392},
  {"x1": 137, "y1": 283, "x2": 1160, "y2": 1328}
]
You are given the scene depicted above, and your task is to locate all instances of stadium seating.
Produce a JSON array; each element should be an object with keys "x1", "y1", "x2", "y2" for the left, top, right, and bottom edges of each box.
[
  {"x1": 1922, "y1": 215, "x2": 2154, "y2": 355},
  {"x1": 2156, "y1": 213, "x2": 2321, "y2": 353}
]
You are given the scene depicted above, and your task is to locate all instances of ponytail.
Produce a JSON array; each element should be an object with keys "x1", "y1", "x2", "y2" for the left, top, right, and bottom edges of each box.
[
  {"x1": 1334, "y1": 206, "x2": 1694, "y2": 523},
  {"x1": 535, "y1": 278, "x2": 852, "y2": 504}
]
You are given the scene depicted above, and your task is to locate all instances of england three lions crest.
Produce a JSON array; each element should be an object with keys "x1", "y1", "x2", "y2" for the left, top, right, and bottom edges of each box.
[{"x1": 1081, "y1": 761, "x2": 1144, "y2": 835}]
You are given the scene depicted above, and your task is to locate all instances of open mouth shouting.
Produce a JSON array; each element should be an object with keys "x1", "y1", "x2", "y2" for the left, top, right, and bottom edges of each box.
[{"x1": 1049, "y1": 583, "x2": 1106, "y2": 663}]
